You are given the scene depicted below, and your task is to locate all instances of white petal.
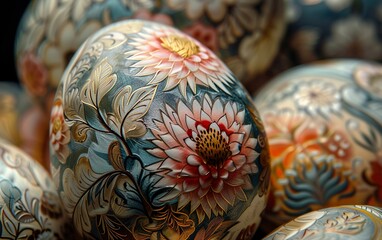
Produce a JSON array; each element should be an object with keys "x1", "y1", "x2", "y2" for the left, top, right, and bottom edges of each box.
[
  {"x1": 185, "y1": 138, "x2": 197, "y2": 150},
  {"x1": 209, "y1": 122, "x2": 220, "y2": 133},
  {"x1": 187, "y1": 155, "x2": 202, "y2": 166},
  {"x1": 199, "y1": 164, "x2": 210, "y2": 176}
]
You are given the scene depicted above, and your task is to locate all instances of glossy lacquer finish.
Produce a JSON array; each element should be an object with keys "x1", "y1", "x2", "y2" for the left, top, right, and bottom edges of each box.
[
  {"x1": 0, "y1": 139, "x2": 71, "y2": 239},
  {"x1": 15, "y1": 0, "x2": 285, "y2": 107},
  {"x1": 253, "y1": 59, "x2": 382, "y2": 232},
  {"x1": 0, "y1": 82, "x2": 51, "y2": 170},
  {"x1": 261, "y1": 0, "x2": 382, "y2": 85},
  {"x1": 263, "y1": 205, "x2": 382, "y2": 240},
  {"x1": 49, "y1": 19, "x2": 270, "y2": 239}
]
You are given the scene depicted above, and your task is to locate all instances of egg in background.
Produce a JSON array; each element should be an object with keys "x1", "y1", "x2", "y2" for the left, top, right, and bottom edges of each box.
[
  {"x1": 0, "y1": 82, "x2": 50, "y2": 170},
  {"x1": 0, "y1": 138, "x2": 72, "y2": 239},
  {"x1": 15, "y1": 0, "x2": 286, "y2": 106},
  {"x1": 263, "y1": 205, "x2": 382, "y2": 239},
  {"x1": 260, "y1": 0, "x2": 382, "y2": 84},
  {"x1": 49, "y1": 19, "x2": 270, "y2": 239},
  {"x1": 253, "y1": 59, "x2": 382, "y2": 233}
]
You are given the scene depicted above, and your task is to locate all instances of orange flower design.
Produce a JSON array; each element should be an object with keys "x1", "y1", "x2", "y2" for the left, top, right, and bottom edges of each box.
[{"x1": 264, "y1": 110, "x2": 324, "y2": 170}]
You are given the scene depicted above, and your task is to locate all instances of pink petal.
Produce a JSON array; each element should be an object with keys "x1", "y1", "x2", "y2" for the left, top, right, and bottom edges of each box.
[
  {"x1": 154, "y1": 60, "x2": 174, "y2": 69},
  {"x1": 226, "y1": 176, "x2": 245, "y2": 187},
  {"x1": 229, "y1": 133, "x2": 245, "y2": 144},
  {"x1": 170, "y1": 123, "x2": 189, "y2": 144},
  {"x1": 193, "y1": 70, "x2": 208, "y2": 84},
  {"x1": 169, "y1": 53, "x2": 183, "y2": 61},
  {"x1": 159, "y1": 133, "x2": 178, "y2": 148},
  {"x1": 179, "y1": 165, "x2": 199, "y2": 177},
  {"x1": 185, "y1": 60, "x2": 199, "y2": 72},
  {"x1": 230, "y1": 142, "x2": 241, "y2": 155},
  {"x1": 198, "y1": 164, "x2": 210, "y2": 176},
  {"x1": 185, "y1": 115, "x2": 196, "y2": 131},
  {"x1": 187, "y1": 74, "x2": 197, "y2": 93},
  {"x1": 200, "y1": 110, "x2": 212, "y2": 122},
  {"x1": 217, "y1": 115, "x2": 228, "y2": 129},
  {"x1": 182, "y1": 178, "x2": 200, "y2": 192},
  {"x1": 224, "y1": 159, "x2": 236, "y2": 172},
  {"x1": 198, "y1": 52, "x2": 209, "y2": 60},
  {"x1": 219, "y1": 169, "x2": 229, "y2": 179},
  {"x1": 149, "y1": 69, "x2": 169, "y2": 84},
  {"x1": 184, "y1": 138, "x2": 196, "y2": 150},
  {"x1": 165, "y1": 147, "x2": 190, "y2": 162},
  {"x1": 211, "y1": 99, "x2": 224, "y2": 119},
  {"x1": 202, "y1": 96, "x2": 212, "y2": 115},
  {"x1": 211, "y1": 179, "x2": 224, "y2": 193},
  {"x1": 199, "y1": 176, "x2": 212, "y2": 189},
  {"x1": 147, "y1": 147, "x2": 167, "y2": 159},
  {"x1": 163, "y1": 75, "x2": 181, "y2": 91},
  {"x1": 131, "y1": 57, "x2": 158, "y2": 67},
  {"x1": 169, "y1": 62, "x2": 183, "y2": 75},
  {"x1": 178, "y1": 78, "x2": 188, "y2": 97},
  {"x1": 187, "y1": 155, "x2": 202, "y2": 166},
  {"x1": 177, "y1": 68, "x2": 190, "y2": 79},
  {"x1": 231, "y1": 155, "x2": 246, "y2": 169},
  {"x1": 224, "y1": 102, "x2": 235, "y2": 126},
  {"x1": 190, "y1": 55, "x2": 202, "y2": 62}
]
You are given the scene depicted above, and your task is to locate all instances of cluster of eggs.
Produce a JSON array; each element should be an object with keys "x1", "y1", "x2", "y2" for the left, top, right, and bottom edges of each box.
[{"x1": 0, "y1": 0, "x2": 381, "y2": 239}]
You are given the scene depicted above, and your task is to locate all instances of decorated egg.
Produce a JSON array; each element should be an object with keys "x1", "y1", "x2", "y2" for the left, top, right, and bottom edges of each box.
[
  {"x1": 15, "y1": 0, "x2": 286, "y2": 108},
  {"x1": 0, "y1": 81, "x2": 51, "y2": 170},
  {"x1": 0, "y1": 138, "x2": 72, "y2": 239},
  {"x1": 263, "y1": 205, "x2": 382, "y2": 239},
  {"x1": 0, "y1": 82, "x2": 27, "y2": 146},
  {"x1": 280, "y1": 0, "x2": 382, "y2": 67},
  {"x1": 49, "y1": 19, "x2": 270, "y2": 239},
  {"x1": 253, "y1": 59, "x2": 382, "y2": 233}
]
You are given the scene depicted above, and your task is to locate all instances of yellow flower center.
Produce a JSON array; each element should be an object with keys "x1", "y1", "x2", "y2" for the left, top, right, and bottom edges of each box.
[
  {"x1": 52, "y1": 117, "x2": 62, "y2": 134},
  {"x1": 196, "y1": 127, "x2": 231, "y2": 168},
  {"x1": 160, "y1": 35, "x2": 199, "y2": 58}
]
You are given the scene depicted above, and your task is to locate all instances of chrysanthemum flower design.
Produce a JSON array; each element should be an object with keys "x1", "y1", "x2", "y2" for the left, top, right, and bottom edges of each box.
[
  {"x1": 49, "y1": 99, "x2": 70, "y2": 164},
  {"x1": 125, "y1": 24, "x2": 234, "y2": 97},
  {"x1": 293, "y1": 80, "x2": 341, "y2": 118},
  {"x1": 147, "y1": 94, "x2": 260, "y2": 222}
]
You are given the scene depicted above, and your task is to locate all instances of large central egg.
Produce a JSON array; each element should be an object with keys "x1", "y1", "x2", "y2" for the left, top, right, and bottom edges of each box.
[{"x1": 49, "y1": 19, "x2": 270, "y2": 239}]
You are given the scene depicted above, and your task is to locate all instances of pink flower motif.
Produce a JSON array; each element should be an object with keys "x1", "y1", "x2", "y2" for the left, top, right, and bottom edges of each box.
[
  {"x1": 125, "y1": 24, "x2": 234, "y2": 97},
  {"x1": 19, "y1": 52, "x2": 48, "y2": 97},
  {"x1": 147, "y1": 94, "x2": 259, "y2": 222},
  {"x1": 49, "y1": 99, "x2": 70, "y2": 164}
]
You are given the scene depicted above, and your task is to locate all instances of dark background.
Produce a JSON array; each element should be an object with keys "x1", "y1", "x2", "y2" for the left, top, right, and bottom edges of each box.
[{"x1": 2, "y1": 1, "x2": 31, "y2": 83}]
